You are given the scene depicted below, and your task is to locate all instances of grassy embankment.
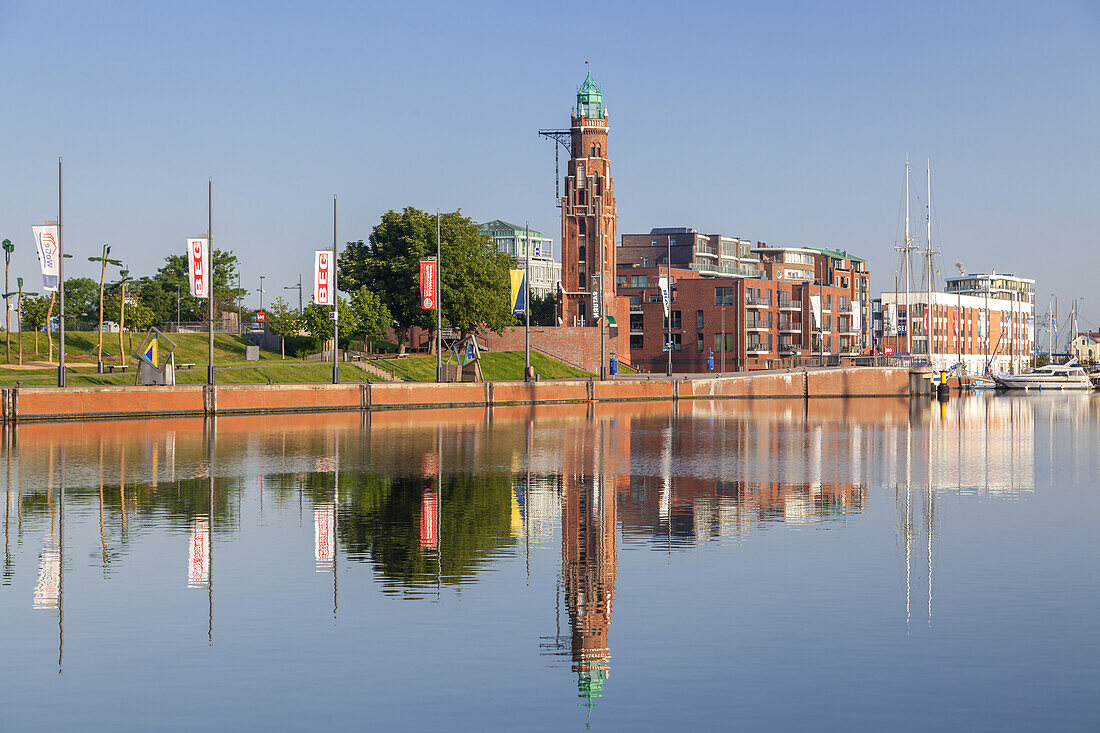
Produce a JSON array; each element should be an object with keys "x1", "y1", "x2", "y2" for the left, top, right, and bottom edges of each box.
[
  {"x1": 0, "y1": 332, "x2": 599, "y2": 385},
  {"x1": 371, "y1": 350, "x2": 593, "y2": 381},
  {"x1": 0, "y1": 331, "x2": 381, "y2": 385}
]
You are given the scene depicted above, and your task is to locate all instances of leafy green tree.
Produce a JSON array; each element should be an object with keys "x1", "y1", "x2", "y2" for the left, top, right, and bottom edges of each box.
[
  {"x1": 338, "y1": 208, "x2": 512, "y2": 353},
  {"x1": 264, "y1": 296, "x2": 300, "y2": 358},
  {"x1": 137, "y1": 249, "x2": 243, "y2": 325},
  {"x1": 530, "y1": 291, "x2": 558, "y2": 327},
  {"x1": 346, "y1": 288, "x2": 392, "y2": 352},
  {"x1": 104, "y1": 288, "x2": 156, "y2": 359},
  {"x1": 63, "y1": 277, "x2": 99, "y2": 325},
  {"x1": 299, "y1": 296, "x2": 358, "y2": 353},
  {"x1": 21, "y1": 294, "x2": 50, "y2": 354}
]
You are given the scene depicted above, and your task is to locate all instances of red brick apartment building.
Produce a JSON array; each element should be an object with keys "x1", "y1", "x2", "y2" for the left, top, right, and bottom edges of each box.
[
  {"x1": 615, "y1": 243, "x2": 871, "y2": 373},
  {"x1": 617, "y1": 266, "x2": 867, "y2": 373}
]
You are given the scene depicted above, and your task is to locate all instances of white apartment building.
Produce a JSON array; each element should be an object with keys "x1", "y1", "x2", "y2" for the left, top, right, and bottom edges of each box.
[{"x1": 478, "y1": 219, "x2": 562, "y2": 298}]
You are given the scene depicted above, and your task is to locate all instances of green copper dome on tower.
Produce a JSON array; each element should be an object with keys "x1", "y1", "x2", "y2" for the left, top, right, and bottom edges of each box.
[{"x1": 576, "y1": 63, "x2": 604, "y2": 118}]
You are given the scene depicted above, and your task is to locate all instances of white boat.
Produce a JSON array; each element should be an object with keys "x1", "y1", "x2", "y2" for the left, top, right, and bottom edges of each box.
[{"x1": 993, "y1": 361, "x2": 1093, "y2": 390}]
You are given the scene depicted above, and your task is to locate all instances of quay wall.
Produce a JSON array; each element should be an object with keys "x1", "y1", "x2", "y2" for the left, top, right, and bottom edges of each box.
[{"x1": 0, "y1": 367, "x2": 910, "y2": 423}]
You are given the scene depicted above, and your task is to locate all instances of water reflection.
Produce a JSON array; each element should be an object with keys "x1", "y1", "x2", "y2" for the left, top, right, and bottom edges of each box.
[{"x1": 2, "y1": 394, "x2": 1097, "y2": 721}]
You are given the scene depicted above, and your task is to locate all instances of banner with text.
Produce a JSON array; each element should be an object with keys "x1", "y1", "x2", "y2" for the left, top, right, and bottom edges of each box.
[
  {"x1": 810, "y1": 295, "x2": 822, "y2": 329},
  {"x1": 509, "y1": 269, "x2": 526, "y2": 315},
  {"x1": 187, "y1": 238, "x2": 209, "y2": 298},
  {"x1": 314, "y1": 250, "x2": 334, "y2": 305},
  {"x1": 658, "y1": 276, "x2": 670, "y2": 318},
  {"x1": 32, "y1": 225, "x2": 61, "y2": 292},
  {"x1": 420, "y1": 260, "x2": 437, "y2": 310}
]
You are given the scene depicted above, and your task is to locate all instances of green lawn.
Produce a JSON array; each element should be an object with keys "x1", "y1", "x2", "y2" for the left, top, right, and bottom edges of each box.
[
  {"x1": 0, "y1": 330, "x2": 282, "y2": 365},
  {"x1": 0, "y1": 361, "x2": 379, "y2": 386},
  {"x1": 0, "y1": 331, "x2": 594, "y2": 384},
  {"x1": 371, "y1": 350, "x2": 593, "y2": 382}
]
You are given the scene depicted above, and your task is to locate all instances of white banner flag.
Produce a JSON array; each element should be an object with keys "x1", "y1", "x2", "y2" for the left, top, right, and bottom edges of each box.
[
  {"x1": 810, "y1": 295, "x2": 822, "y2": 329},
  {"x1": 32, "y1": 225, "x2": 61, "y2": 292},
  {"x1": 657, "y1": 276, "x2": 670, "y2": 318},
  {"x1": 187, "y1": 238, "x2": 209, "y2": 298},
  {"x1": 314, "y1": 250, "x2": 334, "y2": 305}
]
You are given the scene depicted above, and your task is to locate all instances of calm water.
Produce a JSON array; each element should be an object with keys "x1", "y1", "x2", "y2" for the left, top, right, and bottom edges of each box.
[{"x1": 1, "y1": 395, "x2": 1098, "y2": 731}]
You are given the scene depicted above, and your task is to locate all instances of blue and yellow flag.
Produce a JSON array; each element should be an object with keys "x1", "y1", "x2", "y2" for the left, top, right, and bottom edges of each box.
[
  {"x1": 509, "y1": 269, "x2": 527, "y2": 315},
  {"x1": 140, "y1": 334, "x2": 158, "y2": 367}
]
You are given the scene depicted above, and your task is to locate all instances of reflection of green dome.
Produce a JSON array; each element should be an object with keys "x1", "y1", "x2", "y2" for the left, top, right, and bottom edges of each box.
[
  {"x1": 577, "y1": 666, "x2": 607, "y2": 712},
  {"x1": 576, "y1": 65, "x2": 604, "y2": 118}
]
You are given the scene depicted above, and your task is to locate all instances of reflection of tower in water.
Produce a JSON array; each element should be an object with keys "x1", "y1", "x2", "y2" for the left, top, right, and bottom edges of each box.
[{"x1": 560, "y1": 419, "x2": 618, "y2": 710}]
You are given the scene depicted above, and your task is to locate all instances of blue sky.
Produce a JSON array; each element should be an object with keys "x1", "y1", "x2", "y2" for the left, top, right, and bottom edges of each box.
[{"x1": 1, "y1": 1, "x2": 1097, "y2": 331}]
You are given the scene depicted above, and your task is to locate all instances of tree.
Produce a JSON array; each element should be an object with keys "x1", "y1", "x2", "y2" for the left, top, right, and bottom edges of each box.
[
  {"x1": 338, "y1": 208, "x2": 512, "y2": 353},
  {"x1": 137, "y1": 248, "x2": 243, "y2": 325},
  {"x1": 264, "y1": 297, "x2": 300, "y2": 358},
  {"x1": 299, "y1": 296, "x2": 358, "y2": 355},
  {"x1": 21, "y1": 294, "x2": 50, "y2": 355},
  {"x1": 530, "y1": 291, "x2": 558, "y2": 327},
  {"x1": 62, "y1": 277, "x2": 99, "y2": 326},
  {"x1": 346, "y1": 288, "x2": 392, "y2": 352}
]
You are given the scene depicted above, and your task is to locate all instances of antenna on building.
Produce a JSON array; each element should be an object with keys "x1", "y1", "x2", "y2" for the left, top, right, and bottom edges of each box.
[{"x1": 955, "y1": 262, "x2": 966, "y2": 277}]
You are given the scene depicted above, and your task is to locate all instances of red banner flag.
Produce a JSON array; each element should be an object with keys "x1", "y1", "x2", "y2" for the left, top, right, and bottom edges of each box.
[{"x1": 420, "y1": 260, "x2": 437, "y2": 310}]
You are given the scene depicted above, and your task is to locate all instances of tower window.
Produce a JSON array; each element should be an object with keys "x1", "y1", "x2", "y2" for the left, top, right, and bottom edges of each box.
[
  {"x1": 590, "y1": 145, "x2": 596, "y2": 157},
  {"x1": 597, "y1": 145, "x2": 602, "y2": 157}
]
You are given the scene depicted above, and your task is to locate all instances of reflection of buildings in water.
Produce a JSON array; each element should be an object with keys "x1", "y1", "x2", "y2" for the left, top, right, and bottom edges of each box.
[
  {"x1": 562, "y1": 475, "x2": 617, "y2": 709},
  {"x1": 553, "y1": 420, "x2": 619, "y2": 711},
  {"x1": 33, "y1": 537, "x2": 61, "y2": 610},
  {"x1": 511, "y1": 475, "x2": 561, "y2": 545},
  {"x1": 929, "y1": 396, "x2": 1035, "y2": 496}
]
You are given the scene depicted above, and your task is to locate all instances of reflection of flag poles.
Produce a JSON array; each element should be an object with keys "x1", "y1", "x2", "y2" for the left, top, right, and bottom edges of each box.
[
  {"x1": 59, "y1": 447, "x2": 65, "y2": 673},
  {"x1": 333, "y1": 430, "x2": 339, "y2": 619},
  {"x1": 332, "y1": 196, "x2": 339, "y2": 385}
]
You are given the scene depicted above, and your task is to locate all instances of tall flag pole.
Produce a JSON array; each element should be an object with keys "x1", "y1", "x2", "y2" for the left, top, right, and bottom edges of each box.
[
  {"x1": 208, "y1": 178, "x2": 215, "y2": 385},
  {"x1": 436, "y1": 211, "x2": 441, "y2": 383},
  {"x1": 332, "y1": 195, "x2": 339, "y2": 385},
  {"x1": 58, "y1": 157, "x2": 66, "y2": 387},
  {"x1": 525, "y1": 222, "x2": 531, "y2": 375}
]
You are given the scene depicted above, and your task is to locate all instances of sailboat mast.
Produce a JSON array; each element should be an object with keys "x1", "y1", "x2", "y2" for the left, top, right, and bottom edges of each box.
[
  {"x1": 925, "y1": 161, "x2": 933, "y2": 361},
  {"x1": 904, "y1": 160, "x2": 911, "y2": 354}
]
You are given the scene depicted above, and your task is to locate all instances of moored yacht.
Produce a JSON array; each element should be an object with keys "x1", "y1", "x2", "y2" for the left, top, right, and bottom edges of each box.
[{"x1": 993, "y1": 361, "x2": 1093, "y2": 390}]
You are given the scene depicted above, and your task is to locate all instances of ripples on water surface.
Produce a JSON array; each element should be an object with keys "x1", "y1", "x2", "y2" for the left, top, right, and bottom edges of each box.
[{"x1": 1, "y1": 395, "x2": 1098, "y2": 731}]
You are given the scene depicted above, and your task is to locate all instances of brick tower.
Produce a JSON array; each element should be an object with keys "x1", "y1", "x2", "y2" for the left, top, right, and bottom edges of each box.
[{"x1": 559, "y1": 68, "x2": 618, "y2": 327}]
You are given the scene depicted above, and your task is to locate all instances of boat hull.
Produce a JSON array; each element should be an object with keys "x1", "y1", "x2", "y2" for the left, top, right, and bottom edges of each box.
[{"x1": 993, "y1": 376, "x2": 1092, "y2": 390}]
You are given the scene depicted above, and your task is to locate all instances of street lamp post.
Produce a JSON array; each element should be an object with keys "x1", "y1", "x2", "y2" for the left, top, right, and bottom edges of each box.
[
  {"x1": 259, "y1": 275, "x2": 265, "y2": 313},
  {"x1": 2, "y1": 239, "x2": 13, "y2": 364},
  {"x1": 285, "y1": 275, "x2": 302, "y2": 315}
]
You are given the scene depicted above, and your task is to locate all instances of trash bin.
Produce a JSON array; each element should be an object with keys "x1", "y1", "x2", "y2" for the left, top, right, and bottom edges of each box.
[
  {"x1": 525, "y1": 365, "x2": 535, "y2": 382},
  {"x1": 609, "y1": 355, "x2": 618, "y2": 376},
  {"x1": 706, "y1": 351, "x2": 714, "y2": 371}
]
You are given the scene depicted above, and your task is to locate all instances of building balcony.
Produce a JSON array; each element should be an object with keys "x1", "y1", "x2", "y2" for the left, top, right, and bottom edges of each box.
[
  {"x1": 746, "y1": 322, "x2": 771, "y2": 331},
  {"x1": 746, "y1": 342, "x2": 772, "y2": 354},
  {"x1": 777, "y1": 300, "x2": 801, "y2": 311},
  {"x1": 746, "y1": 296, "x2": 769, "y2": 308},
  {"x1": 778, "y1": 322, "x2": 802, "y2": 333}
]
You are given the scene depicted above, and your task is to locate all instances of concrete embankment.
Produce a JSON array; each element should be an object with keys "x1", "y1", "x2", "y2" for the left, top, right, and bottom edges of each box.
[{"x1": 0, "y1": 367, "x2": 910, "y2": 423}]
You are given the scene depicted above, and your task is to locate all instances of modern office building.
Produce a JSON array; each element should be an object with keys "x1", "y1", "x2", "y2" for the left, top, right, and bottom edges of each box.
[
  {"x1": 478, "y1": 219, "x2": 561, "y2": 298},
  {"x1": 619, "y1": 228, "x2": 761, "y2": 278}
]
